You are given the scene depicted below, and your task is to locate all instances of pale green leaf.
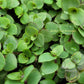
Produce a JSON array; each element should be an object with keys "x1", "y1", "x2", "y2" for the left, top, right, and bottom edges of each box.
[
  {"x1": 7, "y1": 72, "x2": 23, "y2": 80},
  {"x1": 62, "y1": 58, "x2": 76, "y2": 69},
  {"x1": 6, "y1": 0, "x2": 19, "y2": 9},
  {"x1": 51, "y1": 45, "x2": 63, "y2": 56},
  {"x1": 38, "y1": 52, "x2": 56, "y2": 63}
]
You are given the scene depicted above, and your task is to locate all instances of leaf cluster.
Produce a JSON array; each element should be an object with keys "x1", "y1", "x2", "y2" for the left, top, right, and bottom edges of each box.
[{"x1": 0, "y1": 0, "x2": 84, "y2": 84}]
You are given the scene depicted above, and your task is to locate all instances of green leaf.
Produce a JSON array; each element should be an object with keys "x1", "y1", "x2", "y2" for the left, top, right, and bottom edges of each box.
[
  {"x1": 65, "y1": 68, "x2": 80, "y2": 82},
  {"x1": 5, "y1": 80, "x2": 24, "y2": 84},
  {"x1": 27, "y1": 1, "x2": 36, "y2": 11},
  {"x1": 78, "y1": 28, "x2": 84, "y2": 37},
  {"x1": 21, "y1": 65, "x2": 34, "y2": 82},
  {"x1": 57, "y1": 68, "x2": 65, "y2": 78},
  {"x1": 27, "y1": 69, "x2": 41, "y2": 84},
  {"x1": 17, "y1": 39, "x2": 28, "y2": 52},
  {"x1": 44, "y1": 13, "x2": 52, "y2": 23},
  {"x1": 25, "y1": 26, "x2": 38, "y2": 36},
  {"x1": 4, "y1": 53, "x2": 17, "y2": 71},
  {"x1": 43, "y1": 73, "x2": 55, "y2": 79},
  {"x1": 5, "y1": 14, "x2": 14, "y2": 24},
  {"x1": 37, "y1": 12, "x2": 47, "y2": 21},
  {"x1": 0, "y1": 30, "x2": 4, "y2": 40},
  {"x1": 4, "y1": 43, "x2": 15, "y2": 53},
  {"x1": 64, "y1": 35, "x2": 74, "y2": 44},
  {"x1": 40, "y1": 29, "x2": 53, "y2": 43},
  {"x1": 59, "y1": 23, "x2": 75, "y2": 35},
  {"x1": 72, "y1": 30, "x2": 84, "y2": 44},
  {"x1": 48, "y1": 10, "x2": 57, "y2": 18},
  {"x1": 7, "y1": 24, "x2": 17, "y2": 35},
  {"x1": 31, "y1": 45, "x2": 39, "y2": 51},
  {"x1": 23, "y1": 49, "x2": 32, "y2": 57},
  {"x1": 31, "y1": 36, "x2": 37, "y2": 41},
  {"x1": 15, "y1": 6, "x2": 23, "y2": 18},
  {"x1": 69, "y1": 8, "x2": 84, "y2": 27},
  {"x1": 77, "y1": 55, "x2": 84, "y2": 71},
  {"x1": 27, "y1": 42, "x2": 34, "y2": 49},
  {"x1": 54, "y1": 13, "x2": 65, "y2": 24},
  {"x1": 33, "y1": 0, "x2": 44, "y2": 9},
  {"x1": 26, "y1": 55, "x2": 36, "y2": 64},
  {"x1": 45, "y1": 22, "x2": 59, "y2": 35},
  {"x1": 56, "y1": 0, "x2": 62, "y2": 8},
  {"x1": 59, "y1": 51, "x2": 69, "y2": 59},
  {"x1": 3, "y1": 35, "x2": 17, "y2": 52},
  {"x1": 78, "y1": 72, "x2": 84, "y2": 83},
  {"x1": 0, "y1": 52, "x2": 5, "y2": 71},
  {"x1": 34, "y1": 33, "x2": 44, "y2": 47},
  {"x1": 41, "y1": 61, "x2": 58, "y2": 75},
  {"x1": 33, "y1": 47, "x2": 44, "y2": 55},
  {"x1": 20, "y1": 12, "x2": 29, "y2": 24},
  {"x1": 62, "y1": 0, "x2": 80, "y2": 11},
  {"x1": 0, "y1": 0, "x2": 7, "y2": 9},
  {"x1": 40, "y1": 79, "x2": 55, "y2": 84},
  {"x1": 0, "y1": 17, "x2": 10, "y2": 29},
  {"x1": 7, "y1": 72, "x2": 23, "y2": 80},
  {"x1": 34, "y1": 18, "x2": 44, "y2": 30},
  {"x1": 51, "y1": 3, "x2": 59, "y2": 10},
  {"x1": 64, "y1": 40, "x2": 79, "y2": 54},
  {"x1": 21, "y1": 3, "x2": 28, "y2": 9},
  {"x1": 22, "y1": 33, "x2": 31, "y2": 44},
  {"x1": 38, "y1": 52, "x2": 56, "y2": 63},
  {"x1": 6, "y1": 0, "x2": 19, "y2": 9},
  {"x1": 44, "y1": 0, "x2": 53, "y2": 4},
  {"x1": 71, "y1": 51, "x2": 82, "y2": 64},
  {"x1": 50, "y1": 44, "x2": 59, "y2": 50},
  {"x1": 18, "y1": 53, "x2": 28, "y2": 64},
  {"x1": 61, "y1": 12, "x2": 69, "y2": 20},
  {"x1": 62, "y1": 58, "x2": 76, "y2": 69},
  {"x1": 0, "y1": 9, "x2": 7, "y2": 15},
  {"x1": 15, "y1": 23, "x2": 22, "y2": 36},
  {"x1": 51, "y1": 45, "x2": 63, "y2": 56}
]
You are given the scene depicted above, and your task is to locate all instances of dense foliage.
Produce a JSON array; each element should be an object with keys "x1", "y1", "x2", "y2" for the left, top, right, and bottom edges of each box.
[{"x1": 0, "y1": 0, "x2": 84, "y2": 84}]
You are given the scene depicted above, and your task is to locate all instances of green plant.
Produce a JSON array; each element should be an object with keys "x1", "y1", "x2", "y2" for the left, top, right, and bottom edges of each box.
[{"x1": 0, "y1": 0, "x2": 84, "y2": 84}]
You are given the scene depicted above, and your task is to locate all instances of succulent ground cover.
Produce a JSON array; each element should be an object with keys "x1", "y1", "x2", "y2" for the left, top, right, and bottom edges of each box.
[{"x1": 0, "y1": 0, "x2": 84, "y2": 84}]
